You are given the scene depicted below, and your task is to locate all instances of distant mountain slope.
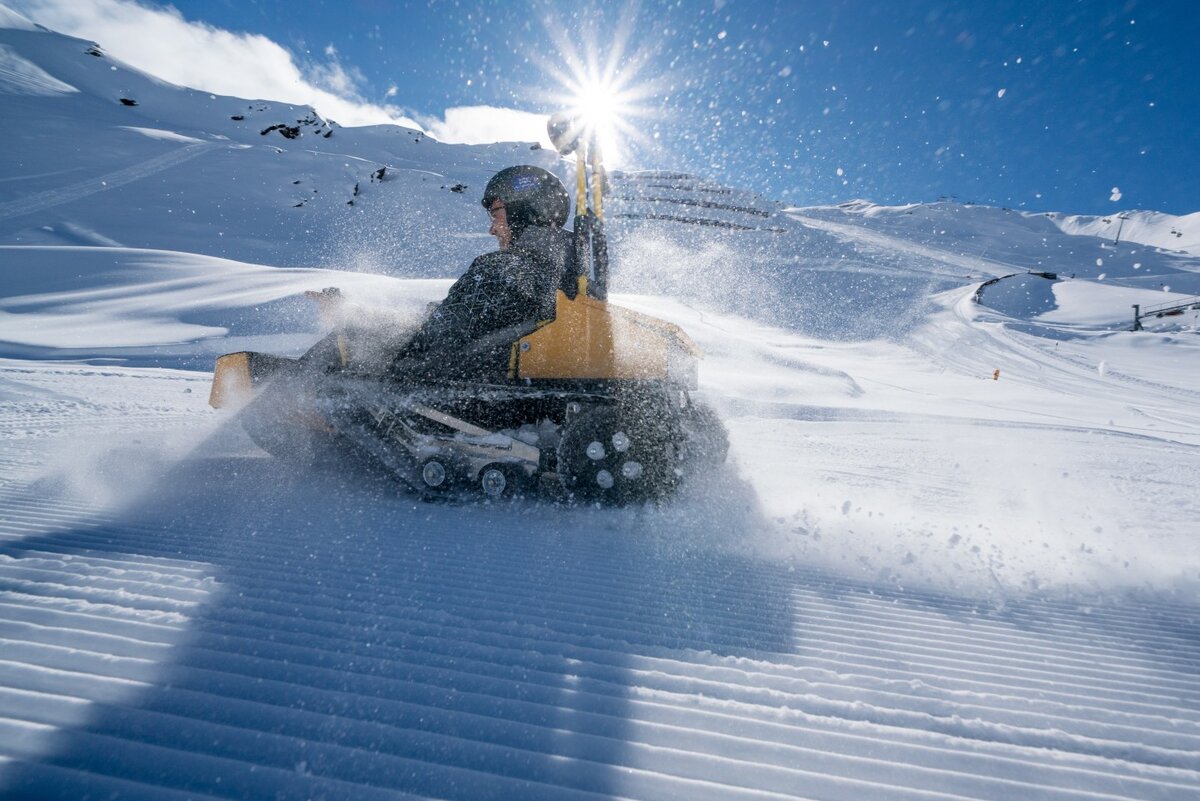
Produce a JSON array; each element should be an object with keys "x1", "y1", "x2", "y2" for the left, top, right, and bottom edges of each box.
[
  {"x1": 1051, "y1": 209, "x2": 1200, "y2": 256},
  {"x1": 0, "y1": 10, "x2": 1196, "y2": 344},
  {"x1": 0, "y1": 20, "x2": 559, "y2": 273},
  {"x1": 782, "y1": 200, "x2": 1200, "y2": 335}
]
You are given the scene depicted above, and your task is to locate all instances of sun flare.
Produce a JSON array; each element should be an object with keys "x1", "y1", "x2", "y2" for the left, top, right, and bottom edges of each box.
[
  {"x1": 529, "y1": 7, "x2": 668, "y2": 169},
  {"x1": 560, "y1": 77, "x2": 633, "y2": 162},
  {"x1": 574, "y1": 79, "x2": 623, "y2": 133}
]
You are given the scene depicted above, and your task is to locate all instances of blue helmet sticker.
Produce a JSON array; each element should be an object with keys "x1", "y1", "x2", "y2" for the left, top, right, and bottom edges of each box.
[{"x1": 511, "y1": 174, "x2": 540, "y2": 192}]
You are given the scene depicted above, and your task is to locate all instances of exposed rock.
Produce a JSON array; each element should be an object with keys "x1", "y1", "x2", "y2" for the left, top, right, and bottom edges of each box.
[
  {"x1": 119, "y1": 98, "x2": 138, "y2": 107},
  {"x1": 230, "y1": 115, "x2": 244, "y2": 121},
  {"x1": 260, "y1": 124, "x2": 301, "y2": 140}
]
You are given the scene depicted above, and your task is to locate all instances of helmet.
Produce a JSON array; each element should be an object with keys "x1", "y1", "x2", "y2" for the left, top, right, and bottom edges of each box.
[{"x1": 482, "y1": 165, "x2": 570, "y2": 231}]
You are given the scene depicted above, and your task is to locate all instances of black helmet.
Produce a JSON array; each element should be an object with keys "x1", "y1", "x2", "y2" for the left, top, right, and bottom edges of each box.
[{"x1": 482, "y1": 165, "x2": 570, "y2": 231}]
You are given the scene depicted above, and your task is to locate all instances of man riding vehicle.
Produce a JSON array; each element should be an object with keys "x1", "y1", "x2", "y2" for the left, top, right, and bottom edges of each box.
[{"x1": 391, "y1": 165, "x2": 578, "y2": 382}]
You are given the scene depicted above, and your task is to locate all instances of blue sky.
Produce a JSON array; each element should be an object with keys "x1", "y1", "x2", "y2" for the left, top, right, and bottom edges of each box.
[{"x1": 15, "y1": 0, "x2": 1200, "y2": 214}]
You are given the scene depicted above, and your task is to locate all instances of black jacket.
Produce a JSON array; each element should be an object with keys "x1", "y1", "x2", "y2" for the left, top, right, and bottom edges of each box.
[{"x1": 394, "y1": 225, "x2": 577, "y2": 377}]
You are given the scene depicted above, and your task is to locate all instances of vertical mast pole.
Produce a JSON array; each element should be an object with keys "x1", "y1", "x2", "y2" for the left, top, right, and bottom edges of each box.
[
  {"x1": 573, "y1": 148, "x2": 591, "y2": 297},
  {"x1": 589, "y1": 134, "x2": 609, "y2": 299}
]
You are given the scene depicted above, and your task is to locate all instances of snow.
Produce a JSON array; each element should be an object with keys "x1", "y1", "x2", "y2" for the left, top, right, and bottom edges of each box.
[
  {"x1": 1055, "y1": 210, "x2": 1200, "y2": 257},
  {"x1": 0, "y1": 13, "x2": 1198, "y2": 801},
  {"x1": 0, "y1": 5, "x2": 36, "y2": 33},
  {"x1": 0, "y1": 246, "x2": 440, "y2": 363},
  {"x1": 118, "y1": 126, "x2": 204, "y2": 144},
  {"x1": 0, "y1": 43, "x2": 74, "y2": 94}
]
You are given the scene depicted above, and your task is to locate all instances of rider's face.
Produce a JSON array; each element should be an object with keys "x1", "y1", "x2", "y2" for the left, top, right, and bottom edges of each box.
[{"x1": 488, "y1": 200, "x2": 512, "y2": 249}]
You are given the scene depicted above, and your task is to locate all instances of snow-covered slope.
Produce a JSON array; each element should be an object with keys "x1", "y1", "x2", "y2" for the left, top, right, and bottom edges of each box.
[
  {"x1": 0, "y1": 246, "x2": 445, "y2": 367},
  {"x1": 1, "y1": 237, "x2": 1198, "y2": 799},
  {"x1": 0, "y1": 18, "x2": 560, "y2": 273},
  {"x1": 1, "y1": 343, "x2": 1198, "y2": 800},
  {"x1": 3, "y1": 16, "x2": 1197, "y2": 339},
  {"x1": 780, "y1": 200, "x2": 1200, "y2": 337},
  {"x1": 1, "y1": 9, "x2": 1198, "y2": 801},
  {"x1": 1054, "y1": 210, "x2": 1200, "y2": 257}
]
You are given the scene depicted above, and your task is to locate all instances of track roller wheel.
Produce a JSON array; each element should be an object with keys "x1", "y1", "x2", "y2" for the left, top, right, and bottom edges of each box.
[
  {"x1": 478, "y1": 463, "x2": 530, "y2": 500},
  {"x1": 421, "y1": 458, "x2": 450, "y2": 489}
]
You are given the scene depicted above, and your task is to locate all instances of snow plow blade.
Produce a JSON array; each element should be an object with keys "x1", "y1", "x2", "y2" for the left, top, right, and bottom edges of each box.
[{"x1": 208, "y1": 351, "x2": 298, "y2": 409}]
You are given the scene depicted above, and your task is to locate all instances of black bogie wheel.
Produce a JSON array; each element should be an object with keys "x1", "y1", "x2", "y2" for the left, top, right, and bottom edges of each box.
[{"x1": 557, "y1": 405, "x2": 677, "y2": 504}]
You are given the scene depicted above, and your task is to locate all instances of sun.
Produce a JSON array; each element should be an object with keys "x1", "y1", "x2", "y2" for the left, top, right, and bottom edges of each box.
[
  {"x1": 527, "y1": 6, "x2": 668, "y2": 169},
  {"x1": 558, "y1": 76, "x2": 633, "y2": 163},
  {"x1": 574, "y1": 78, "x2": 624, "y2": 137}
]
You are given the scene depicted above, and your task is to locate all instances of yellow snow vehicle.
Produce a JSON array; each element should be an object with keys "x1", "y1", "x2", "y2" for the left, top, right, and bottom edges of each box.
[{"x1": 209, "y1": 115, "x2": 727, "y2": 502}]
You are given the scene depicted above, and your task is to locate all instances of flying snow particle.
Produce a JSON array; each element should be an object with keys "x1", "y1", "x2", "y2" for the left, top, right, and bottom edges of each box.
[
  {"x1": 779, "y1": 65, "x2": 792, "y2": 77},
  {"x1": 1098, "y1": 273, "x2": 1106, "y2": 280},
  {"x1": 717, "y1": 30, "x2": 727, "y2": 40},
  {"x1": 1096, "y1": 258, "x2": 1103, "y2": 266},
  {"x1": 836, "y1": 167, "x2": 844, "y2": 176},
  {"x1": 1110, "y1": 186, "x2": 1122, "y2": 202},
  {"x1": 1098, "y1": 361, "x2": 1107, "y2": 376},
  {"x1": 997, "y1": 88, "x2": 1006, "y2": 98}
]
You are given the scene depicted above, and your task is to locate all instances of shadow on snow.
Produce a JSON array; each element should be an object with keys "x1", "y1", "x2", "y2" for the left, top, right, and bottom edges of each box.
[{"x1": 0, "y1": 444, "x2": 797, "y2": 800}]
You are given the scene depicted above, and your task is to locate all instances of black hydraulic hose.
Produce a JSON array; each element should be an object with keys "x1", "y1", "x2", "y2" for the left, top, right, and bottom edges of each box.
[
  {"x1": 590, "y1": 213, "x2": 608, "y2": 300},
  {"x1": 572, "y1": 212, "x2": 591, "y2": 299}
]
